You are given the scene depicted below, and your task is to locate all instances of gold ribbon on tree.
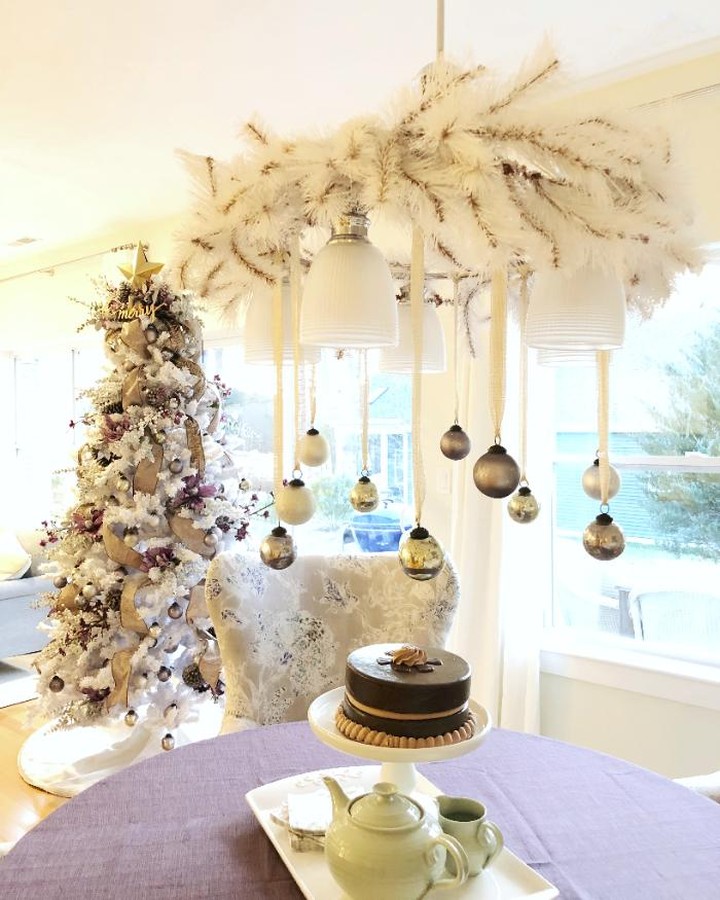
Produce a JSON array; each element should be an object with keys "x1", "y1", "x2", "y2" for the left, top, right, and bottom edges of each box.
[
  {"x1": 175, "y1": 358, "x2": 206, "y2": 399},
  {"x1": 106, "y1": 648, "x2": 136, "y2": 709},
  {"x1": 121, "y1": 367, "x2": 144, "y2": 409},
  {"x1": 55, "y1": 583, "x2": 79, "y2": 611},
  {"x1": 102, "y1": 521, "x2": 145, "y2": 570},
  {"x1": 168, "y1": 514, "x2": 216, "y2": 558},
  {"x1": 119, "y1": 319, "x2": 150, "y2": 357},
  {"x1": 185, "y1": 582, "x2": 208, "y2": 624},
  {"x1": 120, "y1": 576, "x2": 151, "y2": 636},
  {"x1": 185, "y1": 417, "x2": 206, "y2": 477},
  {"x1": 133, "y1": 440, "x2": 163, "y2": 494}
]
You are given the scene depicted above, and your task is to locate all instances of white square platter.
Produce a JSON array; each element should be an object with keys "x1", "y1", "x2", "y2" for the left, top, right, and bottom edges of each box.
[{"x1": 246, "y1": 765, "x2": 558, "y2": 900}]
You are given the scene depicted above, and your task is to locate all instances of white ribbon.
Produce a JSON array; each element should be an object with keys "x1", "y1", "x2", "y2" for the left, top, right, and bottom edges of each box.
[
  {"x1": 411, "y1": 225, "x2": 426, "y2": 525},
  {"x1": 489, "y1": 268, "x2": 508, "y2": 443},
  {"x1": 596, "y1": 349, "x2": 611, "y2": 505}
]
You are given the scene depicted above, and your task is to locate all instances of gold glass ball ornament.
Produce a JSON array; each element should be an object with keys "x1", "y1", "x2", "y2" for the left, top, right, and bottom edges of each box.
[
  {"x1": 473, "y1": 443, "x2": 521, "y2": 499},
  {"x1": 49, "y1": 675, "x2": 65, "y2": 693},
  {"x1": 161, "y1": 733, "x2": 175, "y2": 751},
  {"x1": 124, "y1": 709, "x2": 138, "y2": 727},
  {"x1": 507, "y1": 486, "x2": 541, "y2": 524},
  {"x1": 440, "y1": 424, "x2": 471, "y2": 461},
  {"x1": 583, "y1": 511, "x2": 625, "y2": 561},
  {"x1": 349, "y1": 474, "x2": 379, "y2": 512},
  {"x1": 53, "y1": 575, "x2": 68, "y2": 589},
  {"x1": 115, "y1": 475, "x2": 131, "y2": 493},
  {"x1": 582, "y1": 458, "x2": 621, "y2": 501},
  {"x1": 259, "y1": 525, "x2": 297, "y2": 570},
  {"x1": 168, "y1": 601, "x2": 183, "y2": 620},
  {"x1": 297, "y1": 428, "x2": 330, "y2": 467},
  {"x1": 275, "y1": 477, "x2": 316, "y2": 526},
  {"x1": 399, "y1": 526, "x2": 445, "y2": 581}
]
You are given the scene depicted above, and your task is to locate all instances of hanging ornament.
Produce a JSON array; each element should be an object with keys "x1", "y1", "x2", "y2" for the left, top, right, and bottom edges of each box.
[
  {"x1": 48, "y1": 675, "x2": 64, "y2": 693},
  {"x1": 115, "y1": 475, "x2": 131, "y2": 493},
  {"x1": 350, "y1": 473, "x2": 379, "y2": 513},
  {"x1": 164, "y1": 702, "x2": 178, "y2": 722},
  {"x1": 161, "y1": 733, "x2": 175, "y2": 752},
  {"x1": 583, "y1": 511, "x2": 625, "y2": 560},
  {"x1": 157, "y1": 666, "x2": 172, "y2": 683},
  {"x1": 582, "y1": 458, "x2": 621, "y2": 501},
  {"x1": 168, "y1": 601, "x2": 183, "y2": 619},
  {"x1": 297, "y1": 428, "x2": 329, "y2": 467},
  {"x1": 182, "y1": 663, "x2": 208, "y2": 691},
  {"x1": 53, "y1": 575, "x2": 68, "y2": 589},
  {"x1": 473, "y1": 444, "x2": 520, "y2": 498},
  {"x1": 259, "y1": 525, "x2": 297, "y2": 570},
  {"x1": 583, "y1": 351, "x2": 625, "y2": 561},
  {"x1": 149, "y1": 622, "x2": 162, "y2": 638},
  {"x1": 203, "y1": 531, "x2": 219, "y2": 548},
  {"x1": 399, "y1": 526, "x2": 445, "y2": 581},
  {"x1": 440, "y1": 278, "x2": 471, "y2": 462},
  {"x1": 275, "y1": 477, "x2": 316, "y2": 525},
  {"x1": 440, "y1": 424, "x2": 471, "y2": 461},
  {"x1": 124, "y1": 709, "x2": 138, "y2": 727},
  {"x1": 474, "y1": 269, "x2": 520, "y2": 500},
  {"x1": 507, "y1": 485, "x2": 540, "y2": 523},
  {"x1": 169, "y1": 458, "x2": 184, "y2": 474},
  {"x1": 506, "y1": 272, "x2": 541, "y2": 524}
]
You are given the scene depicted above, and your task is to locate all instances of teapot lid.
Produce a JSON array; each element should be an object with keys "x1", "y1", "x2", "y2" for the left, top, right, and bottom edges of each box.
[{"x1": 348, "y1": 782, "x2": 423, "y2": 830}]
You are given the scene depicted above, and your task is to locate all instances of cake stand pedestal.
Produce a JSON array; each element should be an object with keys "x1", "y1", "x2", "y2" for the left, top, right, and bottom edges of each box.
[{"x1": 307, "y1": 686, "x2": 491, "y2": 794}]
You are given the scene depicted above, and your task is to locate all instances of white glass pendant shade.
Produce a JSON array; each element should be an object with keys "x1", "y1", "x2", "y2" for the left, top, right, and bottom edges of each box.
[
  {"x1": 379, "y1": 303, "x2": 447, "y2": 373},
  {"x1": 526, "y1": 267, "x2": 626, "y2": 350},
  {"x1": 300, "y1": 212, "x2": 398, "y2": 349},
  {"x1": 243, "y1": 283, "x2": 321, "y2": 365},
  {"x1": 536, "y1": 348, "x2": 613, "y2": 367}
]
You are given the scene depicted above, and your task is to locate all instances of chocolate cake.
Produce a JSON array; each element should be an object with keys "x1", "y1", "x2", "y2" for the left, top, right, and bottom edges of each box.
[{"x1": 336, "y1": 643, "x2": 476, "y2": 749}]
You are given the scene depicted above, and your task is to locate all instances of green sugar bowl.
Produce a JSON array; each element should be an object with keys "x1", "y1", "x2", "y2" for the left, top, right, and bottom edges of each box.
[{"x1": 323, "y1": 777, "x2": 469, "y2": 900}]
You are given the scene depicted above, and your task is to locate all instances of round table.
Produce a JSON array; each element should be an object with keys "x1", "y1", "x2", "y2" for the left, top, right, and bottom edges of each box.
[{"x1": 3, "y1": 723, "x2": 720, "y2": 899}]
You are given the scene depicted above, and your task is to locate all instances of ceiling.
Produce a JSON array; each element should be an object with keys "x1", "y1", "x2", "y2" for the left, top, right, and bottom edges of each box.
[{"x1": 2, "y1": 1, "x2": 720, "y2": 270}]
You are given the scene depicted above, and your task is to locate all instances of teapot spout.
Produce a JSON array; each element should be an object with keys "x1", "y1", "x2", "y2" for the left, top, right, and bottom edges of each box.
[{"x1": 323, "y1": 776, "x2": 350, "y2": 821}]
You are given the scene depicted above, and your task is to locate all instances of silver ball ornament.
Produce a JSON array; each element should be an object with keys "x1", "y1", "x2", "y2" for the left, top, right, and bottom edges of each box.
[
  {"x1": 399, "y1": 526, "x2": 445, "y2": 581},
  {"x1": 169, "y1": 458, "x2": 184, "y2": 474},
  {"x1": 124, "y1": 709, "x2": 138, "y2": 727},
  {"x1": 53, "y1": 575, "x2": 68, "y2": 589},
  {"x1": 297, "y1": 428, "x2": 330, "y2": 467},
  {"x1": 473, "y1": 444, "x2": 521, "y2": 499},
  {"x1": 582, "y1": 459, "x2": 621, "y2": 501},
  {"x1": 259, "y1": 526, "x2": 297, "y2": 570},
  {"x1": 275, "y1": 478, "x2": 316, "y2": 525},
  {"x1": 115, "y1": 475, "x2": 131, "y2": 493},
  {"x1": 507, "y1": 486, "x2": 541, "y2": 524},
  {"x1": 161, "y1": 733, "x2": 175, "y2": 751},
  {"x1": 440, "y1": 424, "x2": 471, "y2": 461},
  {"x1": 583, "y1": 513, "x2": 626, "y2": 561},
  {"x1": 82, "y1": 583, "x2": 97, "y2": 600},
  {"x1": 203, "y1": 531, "x2": 219, "y2": 548},
  {"x1": 168, "y1": 602, "x2": 183, "y2": 619},
  {"x1": 157, "y1": 666, "x2": 172, "y2": 683},
  {"x1": 164, "y1": 702, "x2": 178, "y2": 722},
  {"x1": 49, "y1": 675, "x2": 65, "y2": 693},
  {"x1": 349, "y1": 475, "x2": 379, "y2": 513}
]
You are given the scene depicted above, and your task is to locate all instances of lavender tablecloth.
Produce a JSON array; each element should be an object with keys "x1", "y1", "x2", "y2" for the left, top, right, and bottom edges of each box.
[{"x1": 2, "y1": 723, "x2": 720, "y2": 899}]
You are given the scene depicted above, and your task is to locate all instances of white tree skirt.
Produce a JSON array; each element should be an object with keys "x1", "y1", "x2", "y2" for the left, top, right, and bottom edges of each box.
[{"x1": 18, "y1": 701, "x2": 224, "y2": 797}]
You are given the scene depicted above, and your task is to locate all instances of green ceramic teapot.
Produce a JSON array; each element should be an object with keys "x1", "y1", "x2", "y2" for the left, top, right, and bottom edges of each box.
[{"x1": 322, "y1": 777, "x2": 468, "y2": 900}]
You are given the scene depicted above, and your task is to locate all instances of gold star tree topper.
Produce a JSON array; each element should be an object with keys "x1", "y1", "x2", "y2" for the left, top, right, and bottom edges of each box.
[{"x1": 118, "y1": 244, "x2": 164, "y2": 289}]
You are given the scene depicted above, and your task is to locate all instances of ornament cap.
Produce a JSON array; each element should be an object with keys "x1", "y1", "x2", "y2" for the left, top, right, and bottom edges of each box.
[
  {"x1": 593, "y1": 458, "x2": 600, "y2": 467},
  {"x1": 409, "y1": 525, "x2": 430, "y2": 540},
  {"x1": 288, "y1": 477, "x2": 305, "y2": 488},
  {"x1": 518, "y1": 486, "x2": 532, "y2": 496},
  {"x1": 447, "y1": 424, "x2": 464, "y2": 434},
  {"x1": 596, "y1": 512, "x2": 614, "y2": 526},
  {"x1": 358, "y1": 475, "x2": 371, "y2": 484},
  {"x1": 487, "y1": 443, "x2": 508, "y2": 456},
  {"x1": 306, "y1": 427, "x2": 320, "y2": 436},
  {"x1": 271, "y1": 525, "x2": 288, "y2": 537}
]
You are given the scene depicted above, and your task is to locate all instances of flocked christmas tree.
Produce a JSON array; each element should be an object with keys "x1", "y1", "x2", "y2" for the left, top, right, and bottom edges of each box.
[{"x1": 32, "y1": 245, "x2": 267, "y2": 754}]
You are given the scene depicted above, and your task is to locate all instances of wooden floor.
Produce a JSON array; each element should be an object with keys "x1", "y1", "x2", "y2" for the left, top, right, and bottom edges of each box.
[{"x1": 0, "y1": 699, "x2": 67, "y2": 848}]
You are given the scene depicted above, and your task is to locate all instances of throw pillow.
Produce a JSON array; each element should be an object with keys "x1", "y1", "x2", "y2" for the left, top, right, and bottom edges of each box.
[{"x1": 0, "y1": 530, "x2": 32, "y2": 581}]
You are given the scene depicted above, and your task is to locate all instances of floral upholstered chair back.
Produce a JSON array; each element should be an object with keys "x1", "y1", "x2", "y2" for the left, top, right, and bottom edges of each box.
[{"x1": 205, "y1": 552, "x2": 460, "y2": 733}]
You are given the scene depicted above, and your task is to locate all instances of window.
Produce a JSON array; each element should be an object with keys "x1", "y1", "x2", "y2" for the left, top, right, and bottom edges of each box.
[
  {"x1": 202, "y1": 344, "x2": 413, "y2": 554},
  {"x1": 549, "y1": 258, "x2": 720, "y2": 667}
]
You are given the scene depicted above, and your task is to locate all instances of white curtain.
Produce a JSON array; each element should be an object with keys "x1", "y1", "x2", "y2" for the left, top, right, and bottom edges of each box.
[{"x1": 445, "y1": 303, "x2": 553, "y2": 733}]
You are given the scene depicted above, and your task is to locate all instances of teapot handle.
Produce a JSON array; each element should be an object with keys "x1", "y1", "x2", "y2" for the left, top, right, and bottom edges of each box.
[{"x1": 429, "y1": 833, "x2": 468, "y2": 891}]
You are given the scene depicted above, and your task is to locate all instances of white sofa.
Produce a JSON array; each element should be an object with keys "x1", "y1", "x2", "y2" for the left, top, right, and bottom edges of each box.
[{"x1": 0, "y1": 530, "x2": 54, "y2": 660}]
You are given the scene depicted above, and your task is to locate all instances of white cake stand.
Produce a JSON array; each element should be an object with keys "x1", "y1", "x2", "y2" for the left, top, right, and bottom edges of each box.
[{"x1": 307, "y1": 686, "x2": 491, "y2": 794}]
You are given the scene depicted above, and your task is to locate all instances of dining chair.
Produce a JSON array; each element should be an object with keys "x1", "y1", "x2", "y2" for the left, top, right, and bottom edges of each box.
[{"x1": 205, "y1": 552, "x2": 460, "y2": 733}]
